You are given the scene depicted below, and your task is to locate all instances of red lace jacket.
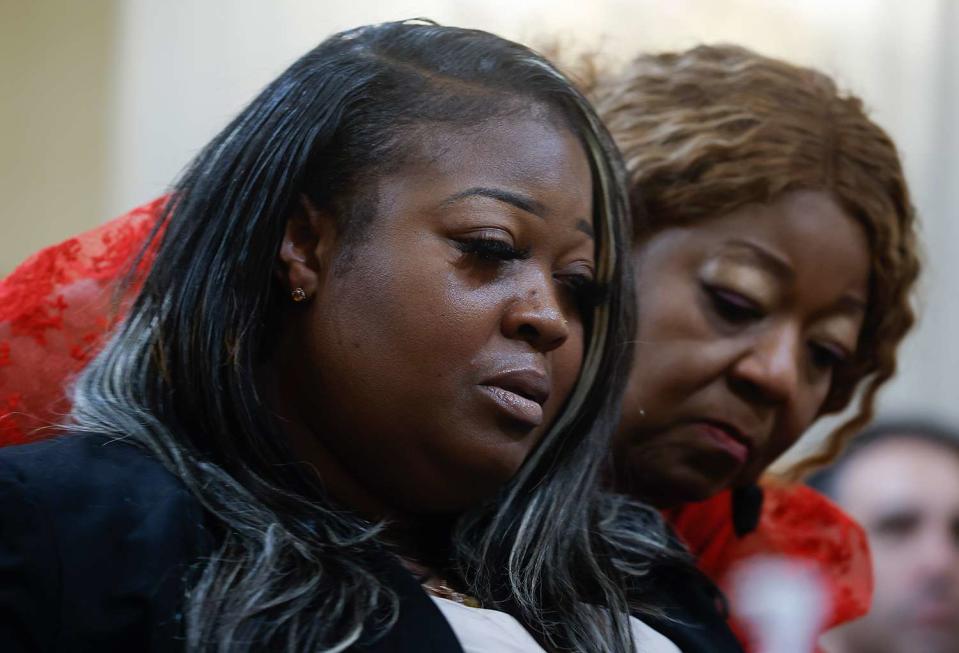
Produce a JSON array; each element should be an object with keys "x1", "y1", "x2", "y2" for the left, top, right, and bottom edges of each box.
[
  {"x1": 0, "y1": 199, "x2": 872, "y2": 651},
  {"x1": 0, "y1": 198, "x2": 162, "y2": 445},
  {"x1": 666, "y1": 483, "x2": 872, "y2": 651}
]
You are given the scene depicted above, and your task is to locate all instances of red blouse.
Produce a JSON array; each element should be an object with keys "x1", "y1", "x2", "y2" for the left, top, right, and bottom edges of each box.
[{"x1": 0, "y1": 199, "x2": 873, "y2": 652}]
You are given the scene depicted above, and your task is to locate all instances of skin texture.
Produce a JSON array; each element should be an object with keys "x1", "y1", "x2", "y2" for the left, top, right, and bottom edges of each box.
[
  {"x1": 822, "y1": 438, "x2": 959, "y2": 653},
  {"x1": 613, "y1": 190, "x2": 870, "y2": 507},
  {"x1": 269, "y1": 114, "x2": 595, "y2": 526}
]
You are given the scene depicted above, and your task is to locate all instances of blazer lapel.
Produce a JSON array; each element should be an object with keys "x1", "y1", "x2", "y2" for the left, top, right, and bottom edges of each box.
[{"x1": 356, "y1": 552, "x2": 465, "y2": 653}]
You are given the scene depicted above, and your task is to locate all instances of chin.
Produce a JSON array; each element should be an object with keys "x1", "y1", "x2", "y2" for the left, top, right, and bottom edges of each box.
[
  {"x1": 642, "y1": 467, "x2": 735, "y2": 508},
  {"x1": 414, "y1": 455, "x2": 528, "y2": 515},
  {"x1": 391, "y1": 479, "x2": 495, "y2": 515},
  {"x1": 470, "y1": 448, "x2": 529, "y2": 493}
]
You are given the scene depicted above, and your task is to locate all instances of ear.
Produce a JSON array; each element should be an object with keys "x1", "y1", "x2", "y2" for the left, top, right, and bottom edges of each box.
[{"x1": 276, "y1": 194, "x2": 339, "y2": 299}]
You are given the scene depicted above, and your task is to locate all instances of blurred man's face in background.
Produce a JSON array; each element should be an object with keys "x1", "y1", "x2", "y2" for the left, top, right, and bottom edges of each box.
[{"x1": 824, "y1": 437, "x2": 959, "y2": 653}]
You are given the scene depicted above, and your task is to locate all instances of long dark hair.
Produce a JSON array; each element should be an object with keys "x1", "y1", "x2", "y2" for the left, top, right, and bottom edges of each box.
[{"x1": 70, "y1": 20, "x2": 679, "y2": 652}]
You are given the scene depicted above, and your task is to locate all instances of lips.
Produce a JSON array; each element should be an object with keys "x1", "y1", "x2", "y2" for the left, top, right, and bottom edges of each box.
[
  {"x1": 479, "y1": 368, "x2": 550, "y2": 428},
  {"x1": 696, "y1": 419, "x2": 753, "y2": 465}
]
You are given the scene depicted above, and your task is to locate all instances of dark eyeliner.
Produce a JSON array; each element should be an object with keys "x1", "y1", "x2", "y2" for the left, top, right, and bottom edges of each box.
[
  {"x1": 810, "y1": 342, "x2": 849, "y2": 370},
  {"x1": 455, "y1": 237, "x2": 530, "y2": 262},
  {"x1": 703, "y1": 283, "x2": 764, "y2": 323},
  {"x1": 559, "y1": 275, "x2": 609, "y2": 310}
]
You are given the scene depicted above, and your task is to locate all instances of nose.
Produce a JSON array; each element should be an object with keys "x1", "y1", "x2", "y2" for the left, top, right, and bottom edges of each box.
[
  {"x1": 729, "y1": 323, "x2": 801, "y2": 405},
  {"x1": 501, "y1": 275, "x2": 570, "y2": 354},
  {"x1": 914, "y1": 525, "x2": 959, "y2": 581}
]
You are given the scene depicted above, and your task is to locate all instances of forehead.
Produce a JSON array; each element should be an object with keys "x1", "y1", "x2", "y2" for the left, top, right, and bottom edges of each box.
[
  {"x1": 656, "y1": 190, "x2": 869, "y2": 300},
  {"x1": 385, "y1": 115, "x2": 593, "y2": 212},
  {"x1": 837, "y1": 438, "x2": 959, "y2": 517},
  {"x1": 706, "y1": 191, "x2": 864, "y2": 264}
]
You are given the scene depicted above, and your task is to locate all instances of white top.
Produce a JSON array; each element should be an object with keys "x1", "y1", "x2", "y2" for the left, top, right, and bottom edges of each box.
[{"x1": 430, "y1": 596, "x2": 681, "y2": 653}]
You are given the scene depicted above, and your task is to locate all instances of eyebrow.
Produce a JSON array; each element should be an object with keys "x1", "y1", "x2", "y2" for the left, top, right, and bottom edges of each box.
[
  {"x1": 576, "y1": 219, "x2": 594, "y2": 239},
  {"x1": 835, "y1": 294, "x2": 867, "y2": 315},
  {"x1": 441, "y1": 186, "x2": 546, "y2": 218},
  {"x1": 441, "y1": 186, "x2": 594, "y2": 240},
  {"x1": 723, "y1": 238, "x2": 867, "y2": 315},
  {"x1": 723, "y1": 239, "x2": 793, "y2": 280}
]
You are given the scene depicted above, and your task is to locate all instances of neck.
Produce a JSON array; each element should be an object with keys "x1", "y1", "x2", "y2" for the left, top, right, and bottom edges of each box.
[
  {"x1": 602, "y1": 461, "x2": 681, "y2": 509},
  {"x1": 259, "y1": 363, "x2": 457, "y2": 571}
]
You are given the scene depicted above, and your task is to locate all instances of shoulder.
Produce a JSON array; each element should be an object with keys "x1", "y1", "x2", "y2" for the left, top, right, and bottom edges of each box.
[
  {"x1": 0, "y1": 431, "x2": 209, "y2": 568},
  {"x1": 0, "y1": 433, "x2": 209, "y2": 651},
  {"x1": 0, "y1": 432, "x2": 204, "y2": 543}
]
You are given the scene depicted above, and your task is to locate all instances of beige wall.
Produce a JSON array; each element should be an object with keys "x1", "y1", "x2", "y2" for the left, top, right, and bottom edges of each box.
[{"x1": 0, "y1": 0, "x2": 117, "y2": 275}]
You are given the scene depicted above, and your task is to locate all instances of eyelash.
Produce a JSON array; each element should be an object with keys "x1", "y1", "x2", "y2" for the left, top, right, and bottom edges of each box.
[
  {"x1": 705, "y1": 283, "x2": 850, "y2": 370},
  {"x1": 874, "y1": 514, "x2": 919, "y2": 538},
  {"x1": 705, "y1": 284, "x2": 764, "y2": 324},
  {"x1": 454, "y1": 237, "x2": 530, "y2": 262},
  {"x1": 455, "y1": 237, "x2": 608, "y2": 311},
  {"x1": 809, "y1": 342, "x2": 849, "y2": 370},
  {"x1": 558, "y1": 274, "x2": 609, "y2": 312}
]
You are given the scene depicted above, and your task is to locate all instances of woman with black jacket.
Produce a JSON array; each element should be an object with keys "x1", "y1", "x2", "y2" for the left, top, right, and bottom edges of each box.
[{"x1": 0, "y1": 20, "x2": 739, "y2": 653}]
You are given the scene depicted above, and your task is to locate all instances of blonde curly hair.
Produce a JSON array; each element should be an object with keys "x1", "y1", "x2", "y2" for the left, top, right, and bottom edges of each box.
[{"x1": 591, "y1": 45, "x2": 920, "y2": 477}]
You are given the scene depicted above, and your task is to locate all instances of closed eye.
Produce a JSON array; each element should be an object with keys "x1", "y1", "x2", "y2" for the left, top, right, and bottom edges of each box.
[
  {"x1": 454, "y1": 237, "x2": 530, "y2": 263},
  {"x1": 872, "y1": 511, "x2": 920, "y2": 540},
  {"x1": 809, "y1": 341, "x2": 850, "y2": 371},
  {"x1": 557, "y1": 274, "x2": 608, "y2": 313},
  {"x1": 704, "y1": 284, "x2": 764, "y2": 324}
]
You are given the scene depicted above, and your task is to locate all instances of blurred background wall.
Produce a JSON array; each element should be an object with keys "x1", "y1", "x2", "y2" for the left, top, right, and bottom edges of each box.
[
  {"x1": 1, "y1": 1, "x2": 116, "y2": 282},
  {"x1": 1, "y1": 0, "x2": 956, "y2": 457}
]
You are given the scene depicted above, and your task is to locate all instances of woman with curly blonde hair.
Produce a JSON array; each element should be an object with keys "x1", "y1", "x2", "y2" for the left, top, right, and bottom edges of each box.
[{"x1": 595, "y1": 45, "x2": 920, "y2": 650}]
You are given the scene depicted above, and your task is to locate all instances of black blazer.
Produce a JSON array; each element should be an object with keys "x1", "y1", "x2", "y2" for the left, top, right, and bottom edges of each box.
[
  {"x1": 0, "y1": 435, "x2": 464, "y2": 652},
  {"x1": 0, "y1": 435, "x2": 743, "y2": 652}
]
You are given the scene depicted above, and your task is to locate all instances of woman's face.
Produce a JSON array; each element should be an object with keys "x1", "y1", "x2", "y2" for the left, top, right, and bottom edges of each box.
[
  {"x1": 277, "y1": 114, "x2": 596, "y2": 516},
  {"x1": 613, "y1": 190, "x2": 870, "y2": 507}
]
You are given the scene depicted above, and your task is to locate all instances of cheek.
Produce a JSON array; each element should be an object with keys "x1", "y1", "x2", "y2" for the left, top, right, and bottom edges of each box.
[
  {"x1": 760, "y1": 385, "x2": 830, "y2": 465},
  {"x1": 626, "y1": 291, "x2": 718, "y2": 410},
  {"x1": 314, "y1": 249, "x2": 487, "y2": 403},
  {"x1": 869, "y1": 542, "x2": 919, "y2": 593},
  {"x1": 337, "y1": 244, "x2": 481, "y2": 348}
]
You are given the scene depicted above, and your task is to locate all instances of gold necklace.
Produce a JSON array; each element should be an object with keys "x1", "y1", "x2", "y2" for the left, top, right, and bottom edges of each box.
[{"x1": 424, "y1": 580, "x2": 483, "y2": 608}]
